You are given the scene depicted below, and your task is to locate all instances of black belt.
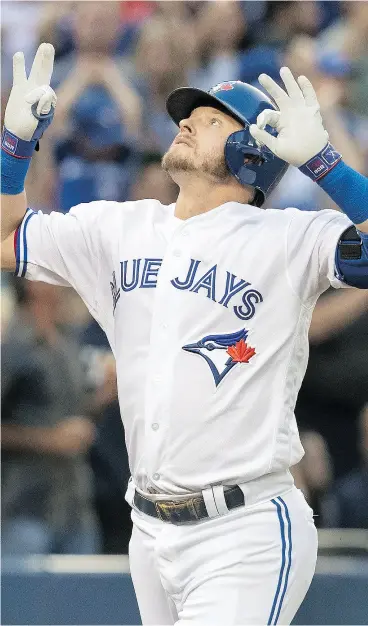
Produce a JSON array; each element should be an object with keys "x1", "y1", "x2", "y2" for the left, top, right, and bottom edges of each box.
[{"x1": 133, "y1": 486, "x2": 245, "y2": 525}]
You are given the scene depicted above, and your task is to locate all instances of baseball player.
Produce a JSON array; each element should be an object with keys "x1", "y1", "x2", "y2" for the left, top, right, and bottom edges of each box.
[{"x1": 2, "y1": 43, "x2": 368, "y2": 625}]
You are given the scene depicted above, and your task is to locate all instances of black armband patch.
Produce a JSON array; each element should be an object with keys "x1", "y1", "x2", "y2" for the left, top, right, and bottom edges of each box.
[
  {"x1": 338, "y1": 226, "x2": 362, "y2": 260},
  {"x1": 335, "y1": 225, "x2": 368, "y2": 288}
]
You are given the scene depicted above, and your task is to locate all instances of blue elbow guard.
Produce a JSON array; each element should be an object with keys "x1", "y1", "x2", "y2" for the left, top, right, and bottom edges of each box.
[{"x1": 335, "y1": 226, "x2": 368, "y2": 288}]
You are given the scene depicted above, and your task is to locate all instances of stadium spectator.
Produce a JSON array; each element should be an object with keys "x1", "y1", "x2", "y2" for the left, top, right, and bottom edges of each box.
[
  {"x1": 1, "y1": 281, "x2": 116, "y2": 555},
  {"x1": 321, "y1": 404, "x2": 368, "y2": 528},
  {"x1": 291, "y1": 430, "x2": 333, "y2": 526},
  {"x1": 267, "y1": 33, "x2": 367, "y2": 211},
  {"x1": 80, "y1": 319, "x2": 132, "y2": 554},
  {"x1": 132, "y1": 14, "x2": 196, "y2": 152},
  {"x1": 1, "y1": 1, "x2": 45, "y2": 89},
  {"x1": 192, "y1": 0, "x2": 247, "y2": 90},
  {"x1": 50, "y1": 1, "x2": 143, "y2": 211},
  {"x1": 296, "y1": 288, "x2": 368, "y2": 480},
  {"x1": 130, "y1": 152, "x2": 178, "y2": 204},
  {"x1": 254, "y1": 0, "x2": 324, "y2": 50},
  {"x1": 1, "y1": 277, "x2": 16, "y2": 338},
  {"x1": 34, "y1": 3, "x2": 75, "y2": 63},
  {"x1": 316, "y1": 3, "x2": 368, "y2": 153},
  {"x1": 317, "y1": 1, "x2": 368, "y2": 61}
]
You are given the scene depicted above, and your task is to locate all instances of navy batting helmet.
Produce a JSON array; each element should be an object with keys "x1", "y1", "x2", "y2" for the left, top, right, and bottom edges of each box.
[{"x1": 166, "y1": 80, "x2": 288, "y2": 207}]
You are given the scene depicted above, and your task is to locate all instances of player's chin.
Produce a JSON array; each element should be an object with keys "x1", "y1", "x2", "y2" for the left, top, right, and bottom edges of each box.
[{"x1": 161, "y1": 149, "x2": 195, "y2": 174}]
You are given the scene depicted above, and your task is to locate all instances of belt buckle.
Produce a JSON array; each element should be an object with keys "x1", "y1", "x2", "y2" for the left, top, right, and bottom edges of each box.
[{"x1": 155, "y1": 498, "x2": 198, "y2": 524}]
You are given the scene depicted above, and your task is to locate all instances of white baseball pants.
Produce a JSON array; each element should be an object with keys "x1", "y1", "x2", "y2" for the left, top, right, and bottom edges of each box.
[{"x1": 128, "y1": 484, "x2": 317, "y2": 625}]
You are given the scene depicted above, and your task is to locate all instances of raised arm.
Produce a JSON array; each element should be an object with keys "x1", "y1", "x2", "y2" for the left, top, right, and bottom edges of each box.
[
  {"x1": 1, "y1": 43, "x2": 56, "y2": 269},
  {"x1": 95, "y1": 57, "x2": 143, "y2": 137},
  {"x1": 250, "y1": 66, "x2": 368, "y2": 288}
]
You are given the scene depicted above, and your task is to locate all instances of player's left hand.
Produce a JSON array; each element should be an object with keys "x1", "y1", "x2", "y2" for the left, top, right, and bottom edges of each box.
[{"x1": 249, "y1": 67, "x2": 329, "y2": 167}]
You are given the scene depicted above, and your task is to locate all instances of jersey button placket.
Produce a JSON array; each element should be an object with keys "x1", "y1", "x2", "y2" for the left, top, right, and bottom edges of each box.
[
  {"x1": 145, "y1": 224, "x2": 190, "y2": 483},
  {"x1": 168, "y1": 225, "x2": 189, "y2": 262}
]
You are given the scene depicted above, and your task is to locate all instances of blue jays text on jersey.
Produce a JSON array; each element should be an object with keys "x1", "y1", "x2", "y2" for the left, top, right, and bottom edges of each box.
[{"x1": 112, "y1": 257, "x2": 264, "y2": 321}]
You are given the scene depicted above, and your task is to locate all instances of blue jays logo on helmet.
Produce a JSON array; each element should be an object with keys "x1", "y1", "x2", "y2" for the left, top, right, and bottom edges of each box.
[
  {"x1": 166, "y1": 80, "x2": 289, "y2": 207},
  {"x1": 211, "y1": 81, "x2": 236, "y2": 93},
  {"x1": 183, "y1": 328, "x2": 256, "y2": 387}
]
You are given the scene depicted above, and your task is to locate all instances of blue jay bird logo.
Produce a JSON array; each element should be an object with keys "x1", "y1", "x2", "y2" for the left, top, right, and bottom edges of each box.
[{"x1": 183, "y1": 328, "x2": 256, "y2": 387}]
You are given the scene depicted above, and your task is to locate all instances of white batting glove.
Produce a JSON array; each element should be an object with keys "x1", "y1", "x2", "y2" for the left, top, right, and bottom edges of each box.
[
  {"x1": 4, "y1": 43, "x2": 57, "y2": 142},
  {"x1": 249, "y1": 67, "x2": 329, "y2": 168}
]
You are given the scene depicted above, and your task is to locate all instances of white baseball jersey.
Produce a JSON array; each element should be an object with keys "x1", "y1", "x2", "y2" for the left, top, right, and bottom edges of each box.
[{"x1": 15, "y1": 200, "x2": 352, "y2": 494}]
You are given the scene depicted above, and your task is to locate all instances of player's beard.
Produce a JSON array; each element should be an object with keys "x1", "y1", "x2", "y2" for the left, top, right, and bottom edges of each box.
[{"x1": 162, "y1": 145, "x2": 231, "y2": 183}]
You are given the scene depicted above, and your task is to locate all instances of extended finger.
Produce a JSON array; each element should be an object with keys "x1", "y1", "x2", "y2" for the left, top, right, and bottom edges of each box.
[
  {"x1": 28, "y1": 43, "x2": 55, "y2": 86},
  {"x1": 297, "y1": 75, "x2": 319, "y2": 108},
  {"x1": 279, "y1": 67, "x2": 304, "y2": 102},
  {"x1": 13, "y1": 51, "x2": 27, "y2": 86},
  {"x1": 258, "y1": 73, "x2": 289, "y2": 108}
]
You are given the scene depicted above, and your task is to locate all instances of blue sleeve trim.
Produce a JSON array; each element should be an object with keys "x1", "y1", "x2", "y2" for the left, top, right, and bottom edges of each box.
[
  {"x1": 15, "y1": 227, "x2": 20, "y2": 277},
  {"x1": 317, "y1": 160, "x2": 368, "y2": 225},
  {"x1": 15, "y1": 209, "x2": 36, "y2": 278}
]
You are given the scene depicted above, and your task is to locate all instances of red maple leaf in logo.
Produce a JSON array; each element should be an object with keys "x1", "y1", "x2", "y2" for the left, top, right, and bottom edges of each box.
[
  {"x1": 218, "y1": 82, "x2": 234, "y2": 91},
  {"x1": 227, "y1": 339, "x2": 256, "y2": 363}
]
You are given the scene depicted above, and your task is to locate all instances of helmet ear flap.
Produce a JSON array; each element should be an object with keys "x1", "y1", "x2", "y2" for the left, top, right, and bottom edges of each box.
[
  {"x1": 225, "y1": 129, "x2": 263, "y2": 186},
  {"x1": 224, "y1": 129, "x2": 288, "y2": 206}
]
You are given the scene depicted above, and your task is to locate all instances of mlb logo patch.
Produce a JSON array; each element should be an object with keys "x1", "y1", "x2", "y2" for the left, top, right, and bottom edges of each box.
[
  {"x1": 2, "y1": 130, "x2": 18, "y2": 155},
  {"x1": 322, "y1": 145, "x2": 340, "y2": 166}
]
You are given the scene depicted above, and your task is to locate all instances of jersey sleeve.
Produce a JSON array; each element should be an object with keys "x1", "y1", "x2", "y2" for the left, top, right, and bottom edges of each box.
[
  {"x1": 14, "y1": 202, "x2": 107, "y2": 318},
  {"x1": 285, "y1": 208, "x2": 353, "y2": 304}
]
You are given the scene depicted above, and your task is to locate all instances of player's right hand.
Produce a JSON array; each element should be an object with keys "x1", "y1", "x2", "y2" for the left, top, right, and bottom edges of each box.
[{"x1": 4, "y1": 43, "x2": 57, "y2": 142}]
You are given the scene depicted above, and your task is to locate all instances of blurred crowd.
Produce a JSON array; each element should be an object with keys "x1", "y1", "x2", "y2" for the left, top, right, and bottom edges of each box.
[{"x1": 1, "y1": 1, "x2": 368, "y2": 555}]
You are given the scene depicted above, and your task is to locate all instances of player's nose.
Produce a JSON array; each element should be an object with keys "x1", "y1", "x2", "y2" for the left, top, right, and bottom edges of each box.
[{"x1": 179, "y1": 118, "x2": 195, "y2": 134}]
